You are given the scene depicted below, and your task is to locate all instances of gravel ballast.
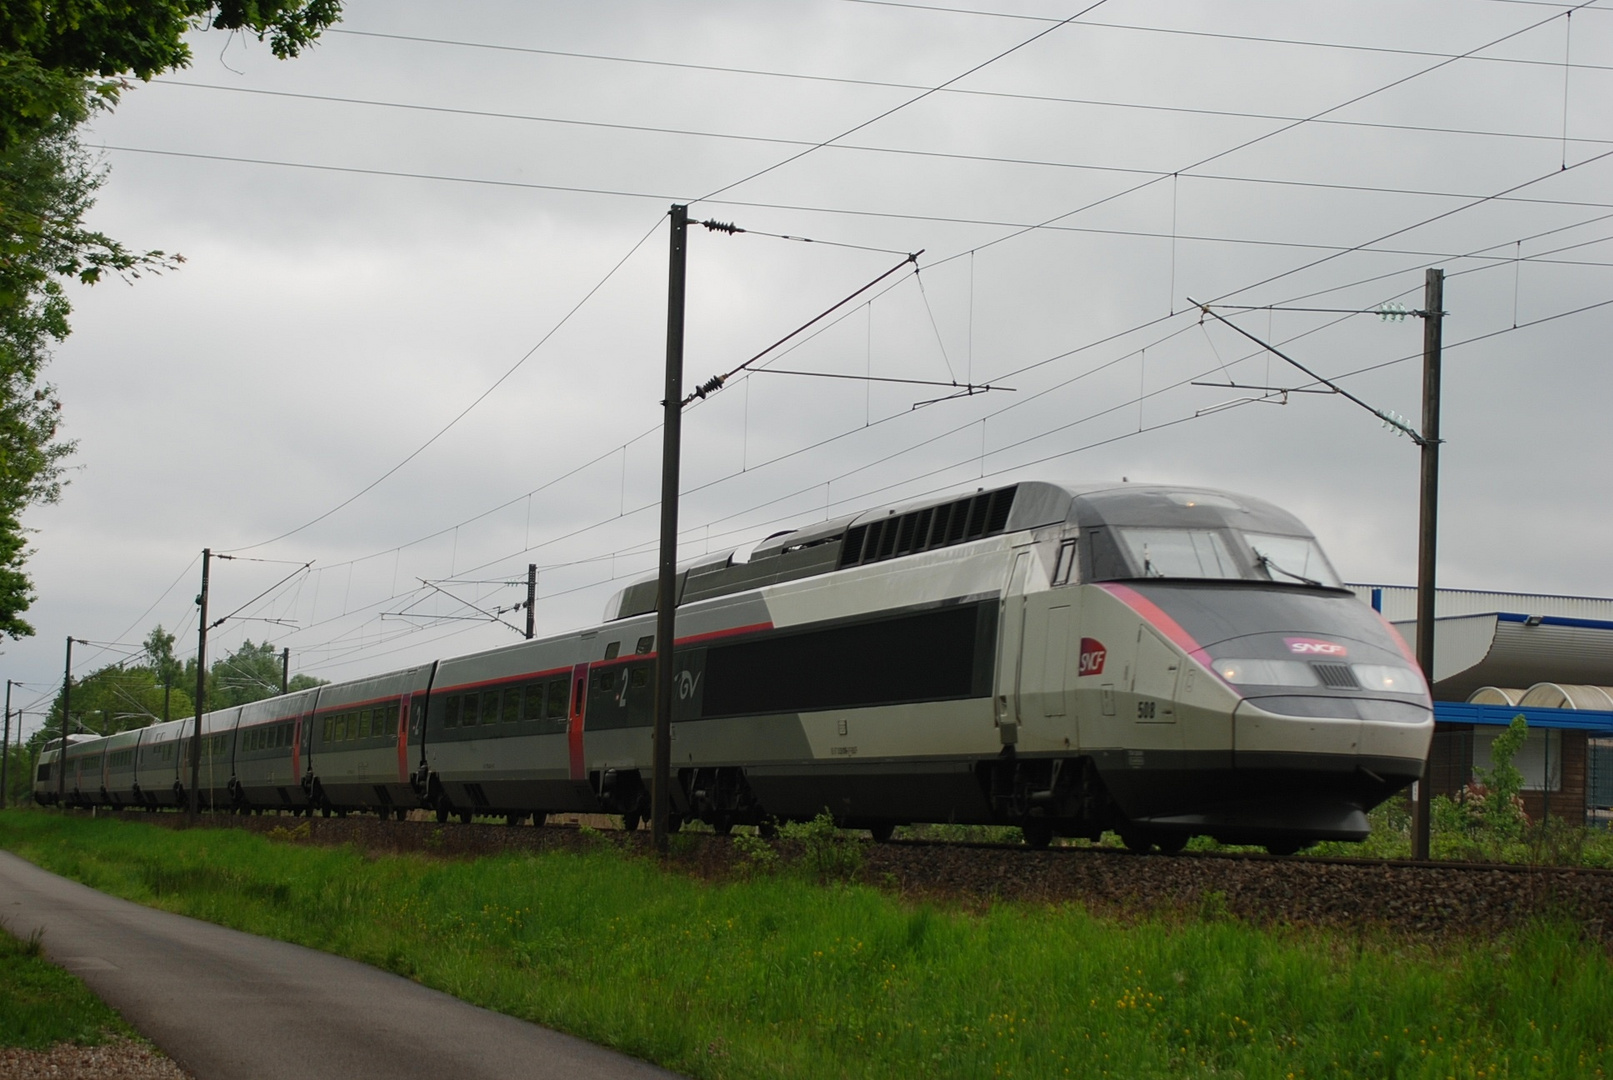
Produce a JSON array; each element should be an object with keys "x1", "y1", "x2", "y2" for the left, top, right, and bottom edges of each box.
[{"x1": 131, "y1": 812, "x2": 1613, "y2": 943}]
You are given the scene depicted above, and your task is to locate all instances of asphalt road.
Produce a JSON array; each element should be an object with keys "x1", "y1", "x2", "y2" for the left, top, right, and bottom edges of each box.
[{"x1": 0, "y1": 851, "x2": 679, "y2": 1080}]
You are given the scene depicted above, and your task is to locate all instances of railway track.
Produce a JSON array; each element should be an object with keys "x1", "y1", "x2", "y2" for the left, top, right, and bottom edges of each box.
[{"x1": 101, "y1": 809, "x2": 1613, "y2": 942}]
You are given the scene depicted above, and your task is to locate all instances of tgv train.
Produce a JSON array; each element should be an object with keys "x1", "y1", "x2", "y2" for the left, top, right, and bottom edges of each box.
[{"x1": 35, "y1": 480, "x2": 1434, "y2": 853}]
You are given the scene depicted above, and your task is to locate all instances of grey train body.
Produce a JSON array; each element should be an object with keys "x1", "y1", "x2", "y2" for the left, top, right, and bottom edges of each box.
[{"x1": 35, "y1": 480, "x2": 1433, "y2": 852}]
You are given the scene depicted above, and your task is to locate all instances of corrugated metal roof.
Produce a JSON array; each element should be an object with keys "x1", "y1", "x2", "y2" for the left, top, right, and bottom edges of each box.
[
  {"x1": 1386, "y1": 613, "x2": 1613, "y2": 701},
  {"x1": 1350, "y1": 584, "x2": 1613, "y2": 623}
]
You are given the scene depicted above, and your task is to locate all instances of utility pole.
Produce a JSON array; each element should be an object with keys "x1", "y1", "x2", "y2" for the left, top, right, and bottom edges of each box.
[
  {"x1": 189, "y1": 548, "x2": 211, "y2": 821},
  {"x1": 525, "y1": 564, "x2": 536, "y2": 640},
  {"x1": 281, "y1": 647, "x2": 290, "y2": 696},
  {"x1": 1411, "y1": 268, "x2": 1444, "y2": 862},
  {"x1": 1, "y1": 679, "x2": 12, "y2": 809},
  {"x1": 652, "y1": 204, "x2": 689, "y2": 855},
  {"x1": 58, "y1": 637, "x2": 74, "y2": 805}
]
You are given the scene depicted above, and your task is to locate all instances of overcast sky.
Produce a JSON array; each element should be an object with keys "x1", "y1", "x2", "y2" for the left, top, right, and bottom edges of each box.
[{"x1": 9, "y1": 0, "x2": 1612, "y2": 735}]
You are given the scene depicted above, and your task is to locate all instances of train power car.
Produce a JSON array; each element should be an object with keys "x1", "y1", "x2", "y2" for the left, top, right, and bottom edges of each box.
[{"x1": 38, "y1": 480, "x2": 1433, "y2": 853}]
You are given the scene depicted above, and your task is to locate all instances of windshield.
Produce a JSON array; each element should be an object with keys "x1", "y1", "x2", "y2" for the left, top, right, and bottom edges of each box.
[
  {"x1": 1117, "y1": 528, "x2": 1242, "y2": 580},
  {"x1": 1113, "y1": 526, "x2": 1343, "y2": 587},
  {"x1": 1244, "y1": 533, "x2": 1342, "y2": 588}
]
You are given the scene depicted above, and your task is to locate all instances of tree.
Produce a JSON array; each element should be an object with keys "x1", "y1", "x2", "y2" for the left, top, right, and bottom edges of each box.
[
  {"x1": 205, "y1": 638, "x2": 322, "y2": 709},
  {"x1": 0, "y1": 1, "x2": 342, "y2": 639},
  {"x1": 40, "y1": 626, "x2": 324, "y2": 753}
]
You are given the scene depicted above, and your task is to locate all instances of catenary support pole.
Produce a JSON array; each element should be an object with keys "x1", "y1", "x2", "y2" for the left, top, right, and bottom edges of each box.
[
  {"x1": 525, "y1": 564, "x2": 536, "y2": 640},
  {"x1": 1, "y1": 679, "x2": 12, "y2": 809},
  {"x1": 189, "y1": 548, "x2": 211, "y2": 821},
  {"x1": 1411, "y1": 268, "x2": 1443, "y2": 861},
  {"x1": 58, "y1": 637, "x2": 73, "y2": 805},
  {"x1": 281, "y1": 647, "x2": 290, "y2": 696},
  {"x1": 653, "y1": 204, "x2": 688, "y2": 855}
]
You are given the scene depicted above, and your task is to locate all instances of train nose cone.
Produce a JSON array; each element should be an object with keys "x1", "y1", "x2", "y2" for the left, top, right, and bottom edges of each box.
[{"x1": 1233, "y1": 696, "x2": 1361, "y2": 772}]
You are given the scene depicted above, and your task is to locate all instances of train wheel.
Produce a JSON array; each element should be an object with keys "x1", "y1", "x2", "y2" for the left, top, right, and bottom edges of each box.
[
  {"x1": 711, "y1": 815, "x2": 733, "y2": 837},
  {"x1": 1021, "y1": 820, "x2": 1053, "y2": 849},
  {"x1": 869, "y1": 823, "x2": 895, "y2": 843},
  {"x1": 435, "y1": 801, "x2": 450, "y2": 824},
  {"x1": 394, "y1": 808, "x2": 408, "y2": 822},
  {"x1": 1119, "y1": 828, "x2": 1153, "y2": 854},
  {"x1": 505, "y1": 812, "x2": 526, "y2": 827},
  {"x1": 622, "y1": 811, "x2": 642, "y2": 833},
  {"x1": 757, "y1": 819, "x2": 779, "y2": 840},
  {"x1": 1155, "y1": 833, "x2": 1188, "y2": 855},
  {"x1": 458, "y1": 810, "x2": 473, "y2": 825},
  {"x1": 533, "y1": 812, "x2": 548, "y2": 828},
  {"x1": 667, "y1": 813, "x2": 683, "y2": 834},
  {"x1": 1265, "y1": 841, "x2": 1303, "y2": 857}
]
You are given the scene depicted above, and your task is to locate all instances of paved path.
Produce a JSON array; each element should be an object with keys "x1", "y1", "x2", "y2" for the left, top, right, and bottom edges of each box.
[{"x1": 0, "y1": 852, "x2": 678, "y2": 1080}]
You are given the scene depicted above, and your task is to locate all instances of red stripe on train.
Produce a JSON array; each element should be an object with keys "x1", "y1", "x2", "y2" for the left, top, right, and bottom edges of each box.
[
  {"x1": 1094, "y1": 582, "x2": 1216, "y2": 671},
  {"x1": 567, "y1": 663, "x2": 589, "y2": 782}
]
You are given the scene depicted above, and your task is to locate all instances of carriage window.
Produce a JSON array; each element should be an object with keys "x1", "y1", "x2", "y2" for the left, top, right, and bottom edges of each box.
[
  {"x1": 635, "y1": 635, "x2": 654, "y2": 655},
  {"x1": 547, "y1": 679, "x2": 569, "y2": 719},
  {"x1": 502, "y1": 688, "x2": 521, "y2": 723},
  {"x1": 604, "y1": 641, "x2": 621, "y2": 660},
  {"x1": 1244, "y1": 532, "x2": 1343, "y2": 589},
  {"x1": 464, "y1": 693, "x2": 481, "y2": 727},
  {"x1": 595, "y1": 671, "x2": 616, "y2": 692},
  {"x1": 1052, "y1": 538, "x2": 1078, "y2": 586},
  {"x1": 630, "y1": 667, "x2": 649, "y2": 689},
  {"x1": 444, "y1": 695, "x2": 460, "y2": 728},
  {"x1": 359, "y1": 712, "x2": 372, "y2": 739},
  {"x1": 521, "y1": 682, "x2": 544, "y2": 722},
  {"x1": 1116, "y1": 527, "x2": 1240, "y2": 580},
  {"x1": 482, "y1": 689, "x2": 501, "y2": 726}
]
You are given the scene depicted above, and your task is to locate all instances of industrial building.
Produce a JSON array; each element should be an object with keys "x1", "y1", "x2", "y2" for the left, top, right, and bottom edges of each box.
[{"x1": 1352, "y1": 585, "x2": 1613, "y2": 824}]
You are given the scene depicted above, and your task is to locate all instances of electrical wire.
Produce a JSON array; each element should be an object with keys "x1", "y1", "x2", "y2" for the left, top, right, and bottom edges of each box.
[
  {"x1": 223, "y1": 213, "x2": 666, "y2": 552},
  {"x1": 320, "y1": 27, "x2": 1613, "y2": 149},
  {"x1": 694, "y1": 0, "x2": 1115, "y2": 201},
  {"x1": 833, "y1": 0, "x2": 1613, "y2": 72},
  {"x1": 96, "y1": 146, "x2": 1613, "y2": 271}
]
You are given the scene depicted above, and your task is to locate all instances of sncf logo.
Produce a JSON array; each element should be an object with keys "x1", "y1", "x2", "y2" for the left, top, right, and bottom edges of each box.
[
  {"x1": 1079, "y1": 638, "x2": 1107, "y2": 676},
  {"x1": 1285, "y1": 637, "x2": 1348, "y2": 657}
]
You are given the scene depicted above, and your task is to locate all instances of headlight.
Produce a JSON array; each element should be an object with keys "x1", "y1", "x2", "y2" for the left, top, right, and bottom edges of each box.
[
  {"x1": 1351, "y1": 664, "x2": 1425, "y2": 694},
  {"x1": 1213, "y1": 659, "x2": 1318, "y2": 687}
]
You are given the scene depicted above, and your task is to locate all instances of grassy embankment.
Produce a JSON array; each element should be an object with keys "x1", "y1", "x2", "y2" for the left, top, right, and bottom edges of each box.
[
  {"x1": 3, "y1": 810, "x2": 1610, "y2": 1080},
  {"x1": 0, "y1": 915, "x2": 128, "y2": 1049}
]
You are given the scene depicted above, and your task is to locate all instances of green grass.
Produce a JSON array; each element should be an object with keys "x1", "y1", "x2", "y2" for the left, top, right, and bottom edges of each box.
[
  {"x1": 3, "y1": 811, "x2": 1611, "y2": 1079},
  {"x1": 0, "y1": 914, "x2": 128, "y2": 1050}
]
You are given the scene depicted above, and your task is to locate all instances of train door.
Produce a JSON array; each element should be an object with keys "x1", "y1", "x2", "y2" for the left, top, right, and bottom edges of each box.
[
  {"x1": 995, "y1": 550, "x2": 1033, "y2": 743},
  {"x1": 1041, "y1": 606, "x2": 1073, "y2": 720},
  {"x1": 396, "y1": 692, "x2": 412, "y2": 784},
  {"x1": 1132, "y1": 626, "x2": 1181, "y2": 745},
  {"x1": 568, "y1": 662, "x2": 590, "y2": 794}
]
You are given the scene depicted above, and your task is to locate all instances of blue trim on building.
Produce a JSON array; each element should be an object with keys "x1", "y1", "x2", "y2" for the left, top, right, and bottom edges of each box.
[
  {"x1": 1436, "y1": 701, "x2": 1613, "y2": 733},
  {"x1": 1493, "y1": 611, "x2": 1613, "y2": 632}
]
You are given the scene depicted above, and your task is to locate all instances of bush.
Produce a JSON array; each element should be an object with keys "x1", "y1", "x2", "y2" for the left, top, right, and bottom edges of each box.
[{"x1": 779, "y1": 811, "x2": 864, "y2": 883}]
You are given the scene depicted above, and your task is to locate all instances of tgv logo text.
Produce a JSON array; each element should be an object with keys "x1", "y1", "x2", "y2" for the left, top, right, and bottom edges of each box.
[
  {"x1": 1079, "y1": 638, "x2": 1107, "y2": 676},
  {"x1": 1285, "y1": 637, "x2": 1348, "y2": 657}
]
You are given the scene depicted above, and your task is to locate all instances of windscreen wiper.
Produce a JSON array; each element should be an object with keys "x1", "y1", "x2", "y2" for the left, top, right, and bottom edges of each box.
[{"x1": 1252, "y1": 549, "x2": 1322, "y2": 587}]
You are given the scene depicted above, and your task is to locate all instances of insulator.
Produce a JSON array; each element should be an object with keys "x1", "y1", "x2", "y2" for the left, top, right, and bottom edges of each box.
[
  {"x1": 695, "y1": 375, "x2": 726, "y2": 398},
  {"x1": 700, "y1": 219, "x2": 740, "y2": 234}
]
